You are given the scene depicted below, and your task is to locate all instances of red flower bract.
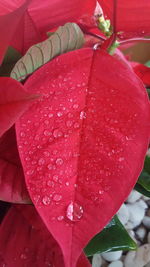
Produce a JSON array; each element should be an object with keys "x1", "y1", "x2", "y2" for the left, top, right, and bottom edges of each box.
[
  {"x1": 0, "y1": 205, "x2": 90, "y2": 267},
  {"x1": 98, "y1": 0, "x2": 150, "y2": 39},
  {"x1": 0, "y1": 0, "x2": 96, "y2": 57},
  {"x1": 15, "y1": 48, "x2": 150, "y2": 267}
]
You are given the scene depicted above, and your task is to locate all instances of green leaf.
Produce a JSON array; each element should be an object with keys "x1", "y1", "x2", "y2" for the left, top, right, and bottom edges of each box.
[
  {"x1": 84, "y1": 215, "x2": 137, "y2": 256},
  {"x1": 134, "y1": 183, "x2": 150, "y2": 197},
  {"x1": 0, "y1": 47, "x2": 21, "y2": 77},
  {"x1": 135, "y1": 156, "x2": 150, "y2": 196},
  {"x1": 143, "y1": 156, "x2": 150, "y2": 174},
  {"x1": 10, "y1": 23, "x2": 84, "y2": 82},
  {"x1": 138, "y1": 171, "x2": 150, "y2": 191}
]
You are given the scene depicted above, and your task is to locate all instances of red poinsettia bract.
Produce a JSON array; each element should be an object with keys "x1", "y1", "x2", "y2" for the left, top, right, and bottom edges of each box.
[
  {"x1": 0, "y1": 0, "x2": 150, "y2": 267},
  {"x1": 15, "y1": 48, "x2": 150, "y2": 267}
]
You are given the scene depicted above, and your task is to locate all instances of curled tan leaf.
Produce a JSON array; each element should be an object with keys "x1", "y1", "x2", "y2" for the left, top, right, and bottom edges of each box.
[{"x1": 10, "y1": 23, "x2": 84, "y2": 82}]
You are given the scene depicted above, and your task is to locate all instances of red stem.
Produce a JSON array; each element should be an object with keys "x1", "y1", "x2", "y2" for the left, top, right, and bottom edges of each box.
[{"x1": 101, "y1": 0, "x2": 118, "y2": 50}]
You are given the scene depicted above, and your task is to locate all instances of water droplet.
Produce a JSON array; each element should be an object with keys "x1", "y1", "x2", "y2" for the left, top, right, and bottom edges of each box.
[
  {"x1": 26, "y1": 170, "x2": 34, "y2": 176},
  {"x1": 20, "y1": 253, "x2": 27, "y2": 260},
  {"x1": 38, "y1": 158, "x2": 45, "y2": 165},
  {"x1": 98, "y1": 190, "x2": 104, "y2": 195},
  {"x1": 20, "y1": 131, "x2": 26, "y2": 137},
  {"x1": 47, "y1": 180, "x2": 54, "y2": 187},
  {"x1": 53, "y1": 194, "x2": 62, "y2": 201},
  {"x1": 25, "y1": 157, "x2": 30, "y2": 161},
  {"x1": 57, "y1": 215, "x2": 64, "y2": 221},
  {"x1": 31, "y1": 160, "x2": 37, "y2": 165},
  {"x1": 44, "y1": 130, "x2": 51, "y2": 136},
  {"x1": 73, "y1": 104, "x2": 79, "y2": 109},
  {"x1": 66, "y1": 202, "x2": 83, "y2": 221},
  {"x1": 53, "y1": 129, "x2": 63, "y2": 138},
  {"x1": 56, "y1": 158, "x2": 63, "y2": 165},
  {"x1": 68, "y1": 112, "x2": 73, "y2": 118},
  {"x1": 48, "y1": 113, "x2": 53, "y2": 118},
  {"x1": 47, "y1": 164, "x2": 53, "y2": 170},
  {"x1": 57, "y1": 111, "x2": 63, "y2": 117},
  {"x1": 80, "y1": 111, "x2": 86, "y2": 119},
  {"x1": 65, "y1": 182, "x2": 70, "y2": 186},
  {"x1": 43, "y1": 151, "x2": 50, "y2": 157},
  {"x1": 53, "y1": 175, "x2": 58, "y2": 182},
  {"x1": 118, "y1": 157, "x2": 125, "y2": 162},
  {"x1": 42, "y1": 196, "x2": 51, "y2": 205},
  {"x1": 66, "y1": 120, "x2": 73, "y2": 127},
  {"x1": 74, "y1": 122, "x2": 80, "y2": 129}
]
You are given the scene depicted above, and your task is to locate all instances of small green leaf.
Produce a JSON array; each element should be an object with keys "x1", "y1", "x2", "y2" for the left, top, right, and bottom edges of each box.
[
  {"x1": 143, "y1": 156, "x2": 150, "y2": 174},
  {"x1": 138, "y1": 171, "x2": 150, "y2": 191},
  {"x1": 10, "y1": 23, "x2": 84, "y2": 82},
  {"x1": 84, "y1": 215, "x2": 137, "y2": 256},
  {"x1": 0, "y1": 46, "x2": 21, "y2": 77},
  {"x1": 135, "y1": 156, "x2": 150, "y2": 196},
  {"x1": 135, "y1": 183, "x2": 150, "y2": 197}
]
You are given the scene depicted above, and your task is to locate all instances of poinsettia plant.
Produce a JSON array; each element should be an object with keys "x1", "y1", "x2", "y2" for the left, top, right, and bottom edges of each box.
[{"x1": 0, "y1": 0, "x2": 150, "y2": 266}]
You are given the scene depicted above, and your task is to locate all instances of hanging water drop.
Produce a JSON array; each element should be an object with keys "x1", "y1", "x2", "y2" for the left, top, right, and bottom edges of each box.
[{"x1": 66, "y1": 202, "x2": 83, "y2": 222}]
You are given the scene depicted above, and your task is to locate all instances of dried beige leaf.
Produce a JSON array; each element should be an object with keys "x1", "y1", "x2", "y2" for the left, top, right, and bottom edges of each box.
[{"x1": 10, "y1": 23, "x2": 84, "y2": 82}]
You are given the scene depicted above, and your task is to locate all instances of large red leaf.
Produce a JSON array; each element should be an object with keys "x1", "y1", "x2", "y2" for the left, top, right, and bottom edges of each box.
[
  {"x1": 0, "y1": 77, "x2": 39, "y2": 138},
  {"x1": 1, "y1": 0, "x2": 96, "y2": 53},
  {"x1": 0, "y1": 126, "x2": 30, "y2": 203},
  {"x1": 0, "y1": 0, "x2": 31, "y2": 64},
  {"x1": 131, "y1": 62, "x2": 150, "y2": 87},
  {"x1": 99, "y1": 0, "x2": 150, "y2": 39},
  {"x1": 0, "y1": 205, "x2": 90, "y2": 267},
  {"x1": 16, "y1": 48, "x2": 150, "y2": 267}
]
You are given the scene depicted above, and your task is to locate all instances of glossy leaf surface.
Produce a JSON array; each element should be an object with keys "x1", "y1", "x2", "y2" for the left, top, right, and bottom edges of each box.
[
  {"x1": 135, "y1": 183, "x2": 150, "y2": 198},
  {"x1": 0, "y1": 126, "x2": 30, "y2": 203},
  {"x1": 85, "y1": 215, "x2": 137, "y2": 256},
  {"x1": 136, "y1": 156, "x2": 150, "y2": 194},
  {"x1": 0, "y1": 77, "x2": 39, "y2": 138},
  {"x1": 16, "y1": 48, "x2": 150, "y2": 267},
  {"x1": 0, "y1": 205, "x2": 90, "y2": 267}
]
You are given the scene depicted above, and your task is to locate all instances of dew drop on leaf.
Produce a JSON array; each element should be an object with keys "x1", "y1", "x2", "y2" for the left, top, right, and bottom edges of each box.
[
  {"x1": 80, "y1": 111, "x2": 86, "y2": 119},
  {"x1": 53, "y1": 129, "x2": 63, "y2": 138},
  {"x1": 42, "y1": 196, "x2": 51, "y2": 205},
  {"x1": 66, "y1": 202, "x2": 83, "y2": 222},
  {"x1": 20, "y1": 253, "x2": 27, "y2": 260},
  {"x1": 57, "y1": 215, "x2": 64, "y2": 221},
  {"x1": 53, "y1": 194, "x2": 62, "y2": 201},
  {"x1": 38, "y1": 158, "x2": 45, "y2": 165},
  {"x1": 56, "y1": 158, "x2": 63, "y2": 165}
]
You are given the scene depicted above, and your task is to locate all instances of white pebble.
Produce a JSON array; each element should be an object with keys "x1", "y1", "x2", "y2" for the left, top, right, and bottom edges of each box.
[
  {"x1": 136, "y1": 226, "x2": 146, "y2": 241},
  {"x1": 126, "y1": 200, "x2": 147, "y2": 229},
  {"x1": 117, "y1": 203, "x2": 129, "y2": 225},
  {"x1": 124, "y1": 244, "x2": 150, "y2": 267},
  {"x1": 92, "y1": 254, "x2": 102, "y2": 267},
  {"x1": 127, "y1": 190, "x2": 142, "y2": 203},
  {"x1": 143, "y1": 216, "x2": 150, "y2": 229},
  {"x1": 108, "y1": 260, "x2": 123, "y2": 267},
  {"x1": 101, "y1": 251, "x2": 122, "y2": 262}
]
